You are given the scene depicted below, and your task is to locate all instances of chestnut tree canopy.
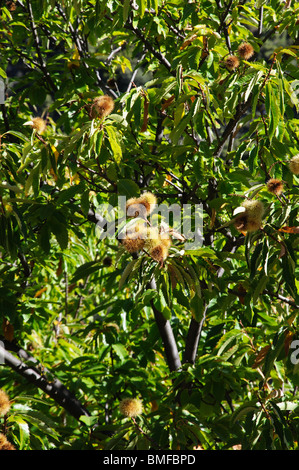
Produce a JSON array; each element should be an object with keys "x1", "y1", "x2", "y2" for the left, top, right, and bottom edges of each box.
[{"x1": 0, "y1": 0, "x2": 298, "y2": 450}]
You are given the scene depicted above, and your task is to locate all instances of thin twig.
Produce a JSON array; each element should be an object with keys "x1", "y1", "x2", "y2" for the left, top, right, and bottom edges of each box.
[
  {"x1": 126, "y1": 52, "x2": 146, "y2": 93},
  {"x1": 125, "y1": 15, "x2": 173, "y2": 74},
  {"x1": 131, "y1": 417, "x2": 160, "y2": 448},
  {"x1": 55, "y1": 2, "x2": 118, "y2": 99},
  {"x1": 258, "y1": 6, "x2": 264, "y2": 37},
  {"x1": 213, "y1": 100, "x2": 251, "y2": 159},
  {"x1": 0, "y1": 104, "x2": 9, "y2": 132},
  {"x1": 198, "y1": 84, "x2": 220, "y2": 143},
  {"x1": 217, "y1": 0, "x2": 234, "y2": 54},
  {"x1": 26, "y1": 0, "x2": 57, "y2": 92}
]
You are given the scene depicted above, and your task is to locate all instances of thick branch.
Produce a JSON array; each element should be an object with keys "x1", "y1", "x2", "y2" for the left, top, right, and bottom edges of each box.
[
  {"x1": 0, "y1": 339, "x2": 90, "y2": 421},
  {"x1": 183, "y1": 230, "x2": 244, "y2": 365},
  {"x1": 182, "y1": 313, "x2": 206, "y2": 365},
  {"x1": 148, "y1": 279, "x2": 181, "y2": 372}
]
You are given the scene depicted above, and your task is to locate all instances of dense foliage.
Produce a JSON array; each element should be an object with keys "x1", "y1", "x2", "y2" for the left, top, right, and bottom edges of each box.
[{"x1": 0, "y1": 0, "x2": 298, "y2": 451}]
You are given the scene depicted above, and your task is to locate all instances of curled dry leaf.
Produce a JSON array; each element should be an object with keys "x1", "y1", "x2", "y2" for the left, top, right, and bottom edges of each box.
[
  {"x1": 252, "y1": 345, "x2": 271, "y2": 369},
  {"x1": 278, "y1": 226, "x2": 299, "y2": 234}
]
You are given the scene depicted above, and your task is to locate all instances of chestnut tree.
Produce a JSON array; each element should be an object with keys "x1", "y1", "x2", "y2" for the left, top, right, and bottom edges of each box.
[{"x1": 0, "y1": 0, "x2": 298, "y2": 450}]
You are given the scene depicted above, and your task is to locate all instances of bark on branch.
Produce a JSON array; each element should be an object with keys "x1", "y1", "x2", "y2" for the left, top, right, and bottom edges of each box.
[
  {"x1": 0, "y1": 339, "x2": 90, "y2": 421},
  {"x1": 182, "y1": 315, "x2": 206, "y2": 365},
  {"x1": 148, "y1": 279, "x2": 181, "y2": 372}
]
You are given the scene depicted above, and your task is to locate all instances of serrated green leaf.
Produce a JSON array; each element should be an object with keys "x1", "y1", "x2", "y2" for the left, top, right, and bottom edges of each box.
[
  {"x1": 95, "y1": 128, "x2": 104, "y2": 155},
  {"x1": 112, "y1": 343, "x2": 128, "y2": 362},
  {"x1": 56, "y1": 182, "x2": 84, "y2": 204},
  {"x1": 117, "y1": 179, "x2": 140, "y2": 198},
  {"x1": 169, "y1": 112, "x2": 192, "y2": 145},
  {"x1": 119, "y1": 258, "x2": 138, "y2": 288},
  {"x1": 106, "y1": 125, "x2": 122, "y2": 163},
  {"x1": 231, "y1": 401, "x2": 258, "y2": 425},
  {"x1": 252, "y1": 275, "x2": 269, "y2": 304},
  {"x1": 79, "y1": 415, "x2": 99, "y2": 427},
  {"x1": 0, "y1": 67, "x2": 7, "y2": 79},
  {"x1": 123, "y1": 0, "x2": 131, "y2": 21},
  {"x1": 217, "y1": 330, "x2": 242, "y2": 356},
  {"x1": 25, "y1": 163, "x2": 40, "y2": 196},
  {"x1": 4, "y1": 130, "x2": 29, "y2": 142},
  {"x1": 162, "y1": 305, "x2": 172, "y2": 320},
  {"x1": 71, "y1": 260, "x2": 101, "y2": 282},
  {"x1": 268, "y1": 84, "x2": 281, "y2": 141},
  {"x1": 11, "y1": 416, "x2": 30, "y2": 449},
  {"x1": 49, "y1": 216, "x2": 68, "y2": 250},
  {"x1": 263, "y1": 331, "x2": 287, "y2": 379},
  {"x1": 13, "y1": 409, "x2": 60, "y2": 440},
  {"x1": 190, "y1": 293, "x2": 204, "y2": 322}
]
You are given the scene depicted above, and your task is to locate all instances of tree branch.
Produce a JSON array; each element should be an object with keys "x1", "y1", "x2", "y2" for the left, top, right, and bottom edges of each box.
[
  {"x1": 183, "y1": 225, "x2": 244, "y2": 365},
  {"x1": 213, "y1": 99, "x2": 251, "y2": 159},
  {"x1": 126, "y1": 52, "x2": 146, "y2": 93},
  {"x1": 148, "y1": 279, "x2": 181, "y2": 372},
  {"x1": 264, "y1": 291, "x2": 299, "y2": 309},
  {"x1": 125, "y1": 15, "x2": 173, "y2": 74},
  {"x1": 0, "y1": 339, "x2": 90, "y2": 421},
  {"x1": 258, "y1": 6, "x2": 264, "y2": 37},
  {"x1": 26, "y1": 0, "x2": 57, "y2": 92},
  {"x1": 0, "y1": 104, "x2": 10, "y2": 133},
  {"x1": 55, "y1": 2, "x2": 118, "y2": 99},
  {"x1": 217, "y1": 0, "x2": 233, "y2": 54},
  {"x1": 182, "y1": 312, "x2": 206, "y2": 365}
]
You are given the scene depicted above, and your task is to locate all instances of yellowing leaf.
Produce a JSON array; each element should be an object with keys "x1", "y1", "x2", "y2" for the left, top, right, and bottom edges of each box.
[
  {"x1": 163, "y1": 174, "x2": 172, "y2": 187},
  {"x1": 113, "y1": 56, "x2": 132, "y2": 74},
  {"x1": 284, "y1": 331, "x2": 294, "y2": 355},
  {"x1": 174, "y1": 102, "x2": 185, "y2": 127},
  {"x1": 180, "y1": 33, "x2": 198, "y2": 50},
  {"x1": 70, "y1": 173, "x2": 80, "y2": 185},
  {"x1": 34, "y1": 287, "x2": 47, "y2": 298},
  {"x1": 51, "y1": 145, "x2": 59, "y2": 162},
  {"x1": 67, "y1": 46, "x2": 80, "y2": 68},
  {"x1": 72, "y1": 46, "x2": 80, "y2": 61},
  {"x1": 274, "y1": 47, "x2": 299, "y2": 59},
  {"x1": 151, "y1": 400, "x2": 159, "y2": 412}
]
